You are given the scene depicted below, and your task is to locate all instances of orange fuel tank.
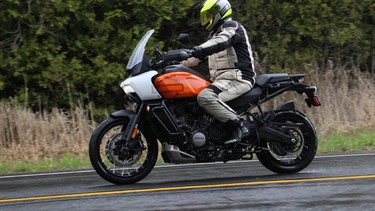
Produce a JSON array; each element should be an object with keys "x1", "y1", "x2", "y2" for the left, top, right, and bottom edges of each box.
[{"x1": 153, "y1": 72, "x2": 211, "y2": 99}]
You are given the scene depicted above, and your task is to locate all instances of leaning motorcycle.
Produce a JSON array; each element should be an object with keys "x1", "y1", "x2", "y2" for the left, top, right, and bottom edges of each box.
[{"x1": 89, "y1": 30, "x2": 321, "y2": 184}]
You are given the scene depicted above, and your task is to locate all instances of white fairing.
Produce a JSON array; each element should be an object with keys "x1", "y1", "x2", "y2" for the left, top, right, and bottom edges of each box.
[{"x1": 120, "y1": 70, "x2": 162, "y2": 100}]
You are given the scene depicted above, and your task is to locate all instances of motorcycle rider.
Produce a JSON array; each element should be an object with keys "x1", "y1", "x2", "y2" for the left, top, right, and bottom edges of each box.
[{"x1": 182, "y1": 0, "x2": 256, "y2": 144}]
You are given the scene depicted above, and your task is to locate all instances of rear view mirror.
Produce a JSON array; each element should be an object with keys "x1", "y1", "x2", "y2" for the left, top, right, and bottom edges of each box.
[{"x1": 177, "y1": 33, "x2": 190, "y2": 43}]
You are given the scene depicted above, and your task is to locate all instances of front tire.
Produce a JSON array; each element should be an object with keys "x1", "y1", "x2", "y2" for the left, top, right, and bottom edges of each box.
[
  {"x1": 256, "y1": 110, "x2": 318, "y2": 174},
  {"x1": 89, "y1": 117, "x2": 158, "y2": 184}
]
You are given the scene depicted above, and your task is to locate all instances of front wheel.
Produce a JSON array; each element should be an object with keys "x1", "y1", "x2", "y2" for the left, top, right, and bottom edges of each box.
[
  {"x1": 256, "y1": 110, "x2": 318, "y2": 174},
  {"x1": 89, "y1": 117, "x2": 158, "y2": 184}
]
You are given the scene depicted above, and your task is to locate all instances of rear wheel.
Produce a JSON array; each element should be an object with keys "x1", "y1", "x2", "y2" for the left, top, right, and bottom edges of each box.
[
  {"x1": 89, "y1": 117, "x2": 158, "y2": 184},
  {"x1": 256, "y1": 110, "x2": 318, "y2": 174}
]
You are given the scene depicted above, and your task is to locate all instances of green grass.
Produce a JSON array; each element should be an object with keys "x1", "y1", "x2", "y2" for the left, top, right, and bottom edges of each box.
[
  {"x1": 0, "y1": 153, "x2": 164, "y2": 174},
  {"x1": 0, "y1": 154, "x2": 91, "y2": 174},
  {"x1": 1, "y1": 129, "x2": 374, "y2": 174},
  {"x1": 318, "y1": 128, "x2": 375, "y2": 153}
]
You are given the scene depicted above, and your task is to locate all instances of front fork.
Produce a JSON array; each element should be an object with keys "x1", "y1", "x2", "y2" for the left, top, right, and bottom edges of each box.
[{"x1": 121, "y1": 103, "x2": 146, "y2": 142}]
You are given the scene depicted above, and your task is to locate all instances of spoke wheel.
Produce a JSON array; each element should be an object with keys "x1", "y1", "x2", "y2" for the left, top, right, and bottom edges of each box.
[
  {"x1": 256, "y1": 110, "x2": 318, "y2": 174},
  {"x1": 89, "y1": 117, "x2": 158, "y2": 184},
  {"x1": 267, "y1": 125, "x2": 305, "y2": 164}
]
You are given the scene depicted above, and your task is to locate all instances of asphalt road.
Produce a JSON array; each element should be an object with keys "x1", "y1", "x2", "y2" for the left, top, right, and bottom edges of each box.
[{"x1": 0, "y1": 152, "x2": 375, "y2": 210}]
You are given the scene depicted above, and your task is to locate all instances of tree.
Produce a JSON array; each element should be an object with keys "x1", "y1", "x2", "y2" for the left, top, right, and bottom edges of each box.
[
  {"x1": 0, "y1": 0, "x2": 373, "y2": 112},
  {"x1": 236, "y1": 0, "x2": 374, "y2": 72},
  {"x1": 0, "y1": 0, "x2": 195, "y2": 111}
]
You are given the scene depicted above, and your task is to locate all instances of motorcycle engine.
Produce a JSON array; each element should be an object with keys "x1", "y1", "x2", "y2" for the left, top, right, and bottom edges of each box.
[
  {"x1": 191, "y1": 131, "x2": 207, "y2": 148},
  {"x1": 169, "y1": 100, "x2": 230, "y2": 147},
  {"x1": 166, "y1": 100, "x2": 239, "y2": 162},
  {"x1": 190, "y1": 123, "x2": 230, "y2": 147},
  {"x1": 169, "y1": 101, "x2": 211, "y2": 147},
  {"x1": 208, "y1": 124, "x2": 226, "y2": 141}
]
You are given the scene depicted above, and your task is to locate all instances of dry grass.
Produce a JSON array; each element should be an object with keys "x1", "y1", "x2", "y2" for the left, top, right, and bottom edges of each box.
[
  {"x1": 0, "y1": 67, "x2": 374, "y2": 164},
  {"x1": 272, "y1": 66, "x2": 375, "y2": 135},
  {"x1": 0, "y1": 105, "x2": 96, "y2": 163}
]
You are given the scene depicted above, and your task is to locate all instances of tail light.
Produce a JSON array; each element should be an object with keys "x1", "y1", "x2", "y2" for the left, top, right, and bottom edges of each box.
[
  {"x1": 312, "y1": 96, "x2": 321, "y2": 107},
  {"x1": 305, "y1": 96, "x2": 321, "y2": 107}
]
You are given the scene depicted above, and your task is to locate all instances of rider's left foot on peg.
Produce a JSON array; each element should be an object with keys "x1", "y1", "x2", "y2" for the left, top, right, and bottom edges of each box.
[{"x1": 225, "y1": 123, "x2": 250, "y2": 144}]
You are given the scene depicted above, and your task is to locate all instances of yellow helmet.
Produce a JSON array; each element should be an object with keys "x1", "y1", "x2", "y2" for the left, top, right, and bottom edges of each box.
[{"x1": 200, "y1": 0, "x2": 232, "y2": 31}]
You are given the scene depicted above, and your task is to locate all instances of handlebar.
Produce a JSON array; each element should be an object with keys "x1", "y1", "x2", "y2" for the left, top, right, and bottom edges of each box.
[{"x1": 150, "y1": 49, "x2": 193, "y2": 69}]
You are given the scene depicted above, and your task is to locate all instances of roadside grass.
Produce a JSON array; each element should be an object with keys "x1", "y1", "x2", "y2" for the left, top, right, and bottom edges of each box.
[
  {"x1": 0, "y1": 154, "x2": 91, "y2": 174},
  {"x1": 1, "y1": 129, "x2": 374, "y2": 174},
  {"x1": 318, "y1": 128, "x2": 375, "y2": 153}
]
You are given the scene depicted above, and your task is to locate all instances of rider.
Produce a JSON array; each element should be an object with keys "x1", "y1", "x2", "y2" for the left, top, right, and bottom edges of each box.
[{"x1": 182, "y1": 0, "x2": 256, "y2": 144}]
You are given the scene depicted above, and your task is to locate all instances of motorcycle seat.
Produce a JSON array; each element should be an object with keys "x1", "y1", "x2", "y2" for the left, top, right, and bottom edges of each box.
[
  {"x1": 226, "y1": 74, "x2": 291, "y2": 111},
  {"x1": 227, "y1": 86, "x2": 262, "y2": 110},
  {"x1": 255, "y1": 74, "x2": 291, "y2": 88}
]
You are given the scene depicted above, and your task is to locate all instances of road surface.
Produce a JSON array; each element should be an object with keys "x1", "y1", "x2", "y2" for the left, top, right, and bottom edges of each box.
[{"x1": 1, "y1": 152, "x2": 375, "y2": 210}]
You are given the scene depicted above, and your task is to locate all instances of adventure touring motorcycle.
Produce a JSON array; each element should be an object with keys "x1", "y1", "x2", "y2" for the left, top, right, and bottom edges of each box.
[{"x1": 89, "y1": 30, "x2": 321, "y2": 184}]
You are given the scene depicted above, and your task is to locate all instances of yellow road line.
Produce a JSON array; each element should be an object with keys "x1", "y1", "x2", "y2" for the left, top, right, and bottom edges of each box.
[{"x1": 1, "y1": 174, "x2": 375, "y2": 203}]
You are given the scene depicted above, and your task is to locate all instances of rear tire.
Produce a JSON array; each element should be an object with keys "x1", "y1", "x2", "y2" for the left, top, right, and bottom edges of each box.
[
  {"x1": 89, "y1": 117, "x2": 158, "y2": 184},
  {"x1": 256, "y1": 110, "x2": 318, "y2": 174}
]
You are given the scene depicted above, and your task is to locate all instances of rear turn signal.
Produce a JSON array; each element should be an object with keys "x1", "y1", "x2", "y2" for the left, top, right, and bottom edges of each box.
[
  {"x1": 305, "y1": 96, "x2": 321, "y2": 107},
  {"x1": 313, "y1": 96, "x2": 321, "y2": 107}
]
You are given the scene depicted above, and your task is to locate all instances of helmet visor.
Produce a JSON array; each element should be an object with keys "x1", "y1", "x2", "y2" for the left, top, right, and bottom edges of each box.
[{"x1": 200, "y1": 9, "x2": 216, "y2": 29}]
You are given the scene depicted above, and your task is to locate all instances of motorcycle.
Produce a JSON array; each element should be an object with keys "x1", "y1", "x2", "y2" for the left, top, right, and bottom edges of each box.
[{"x1": 89, "y1": 29, "x2": 321, "y2": 184}]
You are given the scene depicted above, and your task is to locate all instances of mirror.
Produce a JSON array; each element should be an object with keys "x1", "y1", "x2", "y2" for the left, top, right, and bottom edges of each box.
[{"x1": 177, "y1": 33, "x2": 190, "y2": 43}]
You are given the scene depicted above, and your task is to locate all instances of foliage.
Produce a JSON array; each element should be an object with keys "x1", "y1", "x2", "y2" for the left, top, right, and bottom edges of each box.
[
  {"x1": 0, "y1": 0, "x2": 374, "y2": 111},
  {"x1": 0, "y1": 0, "x2": 195, "y2": 110},
  {"x1": 236, "y1": 0, "x2": 374, "y2": 72}
]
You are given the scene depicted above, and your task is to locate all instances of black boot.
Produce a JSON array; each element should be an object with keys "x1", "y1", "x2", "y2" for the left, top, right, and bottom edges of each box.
[{"x1": 225, "y1": 122, "x2": 250, "y2": 144}]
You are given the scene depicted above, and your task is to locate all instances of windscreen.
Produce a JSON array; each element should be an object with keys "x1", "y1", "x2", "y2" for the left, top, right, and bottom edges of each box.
[{"x1": 125, "y1": 29, "x2": 155, "y2": 70}]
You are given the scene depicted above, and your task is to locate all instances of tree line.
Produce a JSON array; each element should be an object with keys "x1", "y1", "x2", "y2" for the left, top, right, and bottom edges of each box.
[{"x1": 0, "y1": 0, "x2": 374, "y2": 113}]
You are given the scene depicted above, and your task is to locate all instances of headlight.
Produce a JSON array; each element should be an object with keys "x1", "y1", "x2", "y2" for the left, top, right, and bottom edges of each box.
[{"x1": 122, "y1": 85, "x2": 135, "y2": 94}]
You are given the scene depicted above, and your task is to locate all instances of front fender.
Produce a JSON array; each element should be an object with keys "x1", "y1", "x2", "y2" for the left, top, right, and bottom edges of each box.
[
  {"x1": 110, "y1": 109, "x2": 138, "y2": 142},
  {"x1": 110, "y1": 110, "x2": 136, "y2": 118}
]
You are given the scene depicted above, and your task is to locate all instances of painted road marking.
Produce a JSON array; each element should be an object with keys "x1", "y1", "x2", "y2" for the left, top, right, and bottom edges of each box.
[
  {"x1": 0, "y1": 152, "x2": 374, "y2": 179},
  {"x1": 1, "y1": 174, "x2": 375, "y2": 203}
]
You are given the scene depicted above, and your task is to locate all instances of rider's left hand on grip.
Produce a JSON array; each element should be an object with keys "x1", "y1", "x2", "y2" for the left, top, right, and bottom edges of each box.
[
  {"x1": 191, "y1": 46, "x2": 204, "y2": 60},
  {"x1": 164, "y1": 49, "x2": 193, "y2": 62}
]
